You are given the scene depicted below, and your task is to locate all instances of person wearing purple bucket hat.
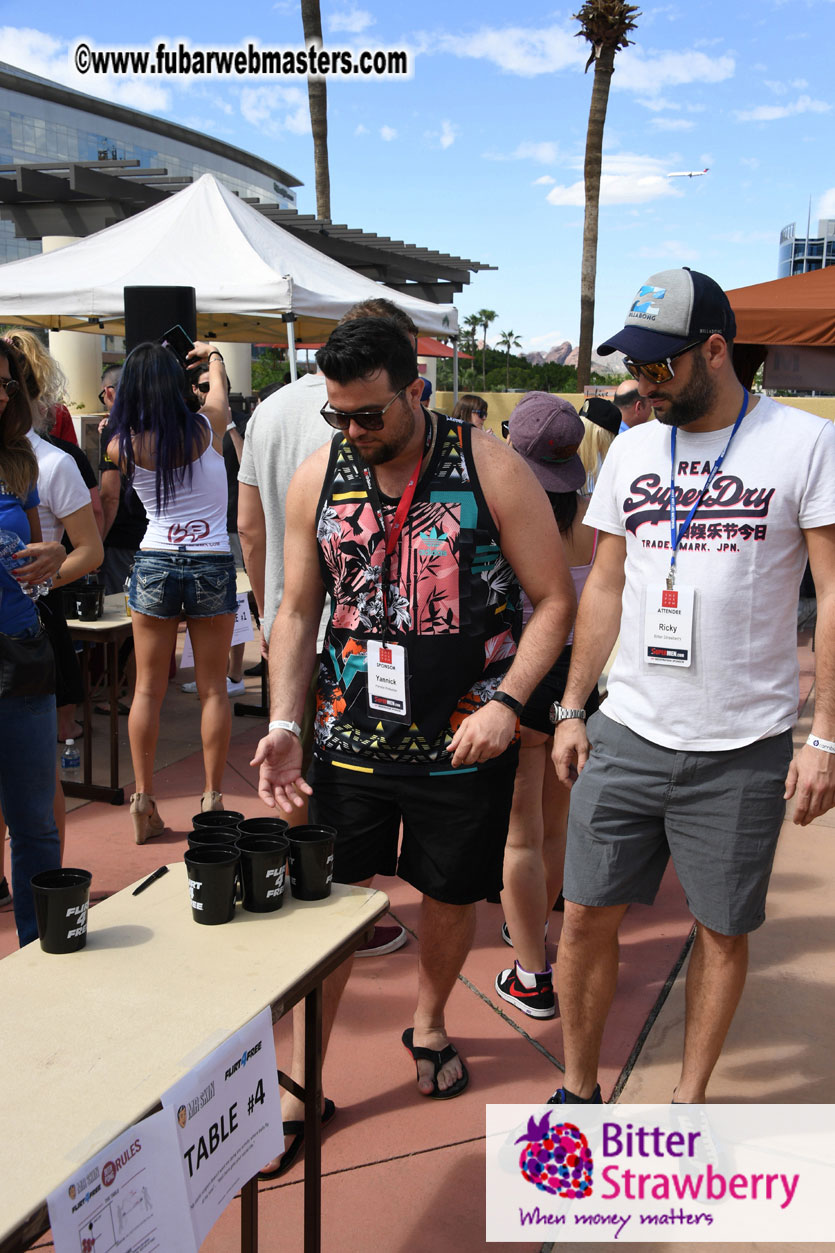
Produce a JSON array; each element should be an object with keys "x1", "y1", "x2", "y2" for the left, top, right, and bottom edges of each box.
[{"x1": 494, "y1": 394, "x2": 602, "y2": 1020}]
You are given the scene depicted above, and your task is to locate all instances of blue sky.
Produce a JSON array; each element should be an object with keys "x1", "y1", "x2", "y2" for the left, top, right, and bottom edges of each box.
[{"x1": 2, "y1": 1, "x2": 834, "y2": 354}]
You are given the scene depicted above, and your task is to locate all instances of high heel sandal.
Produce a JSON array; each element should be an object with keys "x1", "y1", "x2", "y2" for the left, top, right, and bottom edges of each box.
[
  {"x1": 201, "y1": 790, "x2": 224, "y2": 812},
  {"x1": 130, "y1": 793, "x2": 165, "y2": 845}
]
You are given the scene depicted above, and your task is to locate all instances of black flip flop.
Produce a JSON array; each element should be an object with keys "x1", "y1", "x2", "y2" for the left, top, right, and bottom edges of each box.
[
  {"x1": 257, "y1": 1097, "x2": 336, "y2": 1180},
  {"x1": 94, "y1": 702, "x2": 130, "y2": 716},
  {"x1": 401, "y1": 1028, "x2": 469, "y2": 1099}
]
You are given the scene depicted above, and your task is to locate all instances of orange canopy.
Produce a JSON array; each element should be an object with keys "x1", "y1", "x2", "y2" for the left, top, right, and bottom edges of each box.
[{"x1": 727, "y1": 266, "x2": 835, "y2": 348}]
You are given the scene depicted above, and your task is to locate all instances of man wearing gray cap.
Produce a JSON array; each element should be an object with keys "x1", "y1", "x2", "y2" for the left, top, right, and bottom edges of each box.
[{"x1": 548, "y1": 267, "x2": 835, "y2": 1105}]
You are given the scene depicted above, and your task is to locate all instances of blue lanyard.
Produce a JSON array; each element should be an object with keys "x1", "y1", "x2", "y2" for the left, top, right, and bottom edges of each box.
[{"x1": 667, "y1": 388, "x2": 749, "y2": 589}]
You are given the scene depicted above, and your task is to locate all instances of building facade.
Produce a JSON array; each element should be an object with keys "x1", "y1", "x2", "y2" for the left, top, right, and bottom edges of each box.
[{"x1": 778, "y1": 219, "x2": 835, "y2": 278}]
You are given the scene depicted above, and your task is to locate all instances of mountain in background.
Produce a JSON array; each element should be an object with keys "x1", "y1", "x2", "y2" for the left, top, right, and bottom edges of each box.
[{"x1": 526, "y1": 343, "x2": 625, "y2": 375}]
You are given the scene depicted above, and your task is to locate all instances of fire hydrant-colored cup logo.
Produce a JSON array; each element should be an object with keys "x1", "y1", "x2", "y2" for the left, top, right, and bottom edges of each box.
[{"x1": 516, "y1": 1114, "x2": 594, "y2": 1198}]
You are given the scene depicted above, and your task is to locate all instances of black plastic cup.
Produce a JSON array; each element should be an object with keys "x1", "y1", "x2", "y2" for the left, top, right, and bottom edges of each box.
[
  {"x1": 288, "y1": 825, "x2": 336, "y2": 901},
  {"x1": 75, "y1": 589, "x2": 101, "y2": 621},
  {"x1": 184, "y1": 847, "x2": 239, "y2": 925},
  {"x1": 235, "y1": 834, "x2": 290, "y2": 912},
  {"x1": 192, "y1": 809, "x2": 245, "y2": 831},
  {"x1": 236, "y1": 817, "x2": 289, "y2": 839},
  {"x1": 30, "y1": 867, "x2": 92, "y2": 953},
  {"x1": 187, "y1": 828, "x2": 241, "y2": 851}
]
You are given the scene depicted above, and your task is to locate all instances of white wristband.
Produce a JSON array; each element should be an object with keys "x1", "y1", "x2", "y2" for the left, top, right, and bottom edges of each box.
[
  {"x1": 225, "y1": 422, "x2": 236, "y2": 432},
  {"x1": 269, "y1": 719, "x2": 301, "y2": 738},
  {"x1": 807, "y1": 733, "x2": 835, "y2": 754}
]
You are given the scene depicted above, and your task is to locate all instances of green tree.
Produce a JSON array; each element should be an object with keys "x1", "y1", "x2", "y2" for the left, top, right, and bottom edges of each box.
[
  {"x1": 574, "y1": 1, "x2": 640, "y2": 390},
  {"x1": 462, "y1": 313, "x2": 482, "y2": 386},
  {"x1": 301, "y1": 0, "x2": 331, "y2": 220},
  {"x1": 497, "y1": 329, "x2": 523, "y2": 391},
  {"x1": 477, "y1": 309, "x2": 498, "y2": 388}
]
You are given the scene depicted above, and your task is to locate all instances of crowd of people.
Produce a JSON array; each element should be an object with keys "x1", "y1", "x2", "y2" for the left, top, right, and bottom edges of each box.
[{"x1": 2, "y1": 268, "x2": 832, "y2": 1165}]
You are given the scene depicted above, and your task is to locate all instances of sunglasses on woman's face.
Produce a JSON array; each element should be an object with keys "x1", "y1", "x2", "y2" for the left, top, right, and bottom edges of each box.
[
  {"x1": 320, "y1": 388, "x2": 405, "y2": 432},
  {"x1": 0, "y1": 378, "x2": 20, "y2": 397},
  {"x1": 195, "y1": 381, "x2": 210, "y2": 394}
]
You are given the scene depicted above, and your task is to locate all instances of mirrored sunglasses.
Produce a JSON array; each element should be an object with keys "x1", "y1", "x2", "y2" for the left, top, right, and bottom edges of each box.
[{"x1": 623, "y1": 341, "x2": 704, "y2": 385}]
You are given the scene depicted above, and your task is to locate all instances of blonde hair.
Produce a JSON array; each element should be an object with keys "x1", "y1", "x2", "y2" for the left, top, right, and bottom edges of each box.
[
  {"x1": 578, "y1": 417, "x2": 615, "y2": 490},
  {"x1": 3, "y1": 328, "x2": 68, "y2": 407}
]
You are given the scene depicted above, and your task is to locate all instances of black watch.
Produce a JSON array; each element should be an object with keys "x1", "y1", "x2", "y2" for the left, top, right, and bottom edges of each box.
[
  {"x1": 549, "y1": 702, "x2": 587, "y2": 725},
  {"x1": 491, "y1": 689, "x2": 524, "y2": 717}
]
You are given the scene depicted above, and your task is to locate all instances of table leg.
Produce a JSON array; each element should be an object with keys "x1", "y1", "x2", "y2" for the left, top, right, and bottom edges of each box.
[
  {"x1": 80, "y1": 643, "x2": 92, "y2": 785},
  {"x1": 303, "y1": 983, "x2": 323, "y2": 1253},
  {"x1": 108, "y1": 638, "x2": 120, "y2": 791},
  {"x1": 240, "y1": 1176, "x2": 258, "y2": 1253}
]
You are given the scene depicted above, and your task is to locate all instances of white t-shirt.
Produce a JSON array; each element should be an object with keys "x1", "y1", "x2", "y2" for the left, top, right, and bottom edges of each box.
[
  {"x1": 586, "y1": 396, "x2": 835, "y2": 751},
  {"x1": 238, "y1": 372, "x2": 330, "y2": 644},
  {"x1": 27, "y1": 429, "x2": 90, "y2": 543}
]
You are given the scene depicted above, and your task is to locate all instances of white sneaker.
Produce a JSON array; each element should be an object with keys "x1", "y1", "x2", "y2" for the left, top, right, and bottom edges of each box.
[
  {"x1": 226, "y1": 677, "x2": 245, "y2": 696},
  {"x1": 180, "y1": 680, "x2": 198, "y2": 694}
]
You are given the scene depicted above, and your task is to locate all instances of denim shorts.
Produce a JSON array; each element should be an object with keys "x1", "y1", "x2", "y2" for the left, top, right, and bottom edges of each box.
[
  {"x1": 563, "y1": 710, "x2": 793, "y2": 935},
  {"x1": 129, "y1": 550, "x2": 237, "y2": 619}
]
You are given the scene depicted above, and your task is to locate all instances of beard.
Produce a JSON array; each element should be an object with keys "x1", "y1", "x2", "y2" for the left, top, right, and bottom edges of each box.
[
  {"x1": 347, "y1": 395, "x2": 417, "y2": 465},
  {"x1": 650, "y1": 350, "x2": 718, "y2": 427}
]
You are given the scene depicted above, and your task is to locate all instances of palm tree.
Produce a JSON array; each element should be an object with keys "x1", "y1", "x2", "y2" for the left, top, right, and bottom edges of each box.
[
  {"x1": 463, "y1": 313, "x2": 481, "y2": 385},
  {"x1": 301, "y1": 0, "x2": 331, "y2": 221},
  {"x1": 497, "y1": 330, "x2": 523, "y2": 391},
  {"x1": 477, "y1": 309, "x2": 498, "y2": 388},
  {"x1": 574, "y1": 1, "x2": 640, "y2": 390}
]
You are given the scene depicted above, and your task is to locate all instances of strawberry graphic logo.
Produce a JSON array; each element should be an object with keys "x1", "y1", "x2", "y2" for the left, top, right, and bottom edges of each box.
[{"x1": 515, "y1": 1113, "x2": 594, "y2": 1198}]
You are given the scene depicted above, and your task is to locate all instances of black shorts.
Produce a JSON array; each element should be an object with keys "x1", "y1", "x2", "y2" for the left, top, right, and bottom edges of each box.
[
  {"x1": 308, "y1": 747, "x2": 520, "y2": 905},
  {"x1": 521, "y1": 644, "x2": 600, "y2": 736}
]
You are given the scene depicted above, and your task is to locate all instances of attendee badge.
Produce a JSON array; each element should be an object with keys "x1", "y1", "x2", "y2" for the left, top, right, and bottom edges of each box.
[
  {"x1": 367, "y1": 640, "x2": 410, "y2": 719},
  {"x1": 644, "y1": 584, "x2": 694, "y2": 667}
]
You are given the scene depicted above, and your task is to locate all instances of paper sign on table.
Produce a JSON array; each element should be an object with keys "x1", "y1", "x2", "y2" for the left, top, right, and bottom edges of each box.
[
  {"x1": 161, "y1": 1007, "x2": 283, "y2": 1247},
  {"x1": 180, "y1": 592, "x2": 253, "y2": 670},
  {"x1": 47, "y1": 1109, "x2": 197, "y2": 1253}
]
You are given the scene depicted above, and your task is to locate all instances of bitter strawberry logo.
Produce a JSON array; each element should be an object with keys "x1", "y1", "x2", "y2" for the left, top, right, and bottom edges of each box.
[
  {"x1": 515, "y1": 1114, "x2": 594, "y2": 1198},
  {"x1": 661, "y1": 589, "x2": 678, "y2": 608}
]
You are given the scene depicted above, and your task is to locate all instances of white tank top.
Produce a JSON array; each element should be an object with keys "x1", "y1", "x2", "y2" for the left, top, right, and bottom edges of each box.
[{"x1": 132, "y1": 419, "x2": 230, "y2": 552}]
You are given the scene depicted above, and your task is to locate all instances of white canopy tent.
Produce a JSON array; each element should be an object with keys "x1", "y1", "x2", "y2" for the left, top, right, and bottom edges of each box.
[{"x1": 0, "y1": 174, "x2": 459, "y2": 373}]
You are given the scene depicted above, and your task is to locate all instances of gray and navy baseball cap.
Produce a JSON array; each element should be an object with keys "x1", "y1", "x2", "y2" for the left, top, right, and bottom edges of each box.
[{"x1": 597, "y1": 268, "x2": 736, "y2": 361}]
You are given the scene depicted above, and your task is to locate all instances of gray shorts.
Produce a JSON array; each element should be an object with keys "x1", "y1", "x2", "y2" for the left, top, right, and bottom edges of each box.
[{"x1": 563, "y1": 710, "x2": 793, "y2": 935}]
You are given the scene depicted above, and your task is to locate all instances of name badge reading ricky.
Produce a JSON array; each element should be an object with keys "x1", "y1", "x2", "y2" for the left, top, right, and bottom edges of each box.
[
  {"x1": 644, "y1": 584, "x2": 694, "y2": 667},
  {"x1": 367, "y1": 640, "x2": 410, "y2": 720}
]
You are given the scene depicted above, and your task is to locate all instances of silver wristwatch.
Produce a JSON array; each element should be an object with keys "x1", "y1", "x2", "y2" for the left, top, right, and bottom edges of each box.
[{"x1": 549, "y1": 702, "x2": 586, "y2": 726}]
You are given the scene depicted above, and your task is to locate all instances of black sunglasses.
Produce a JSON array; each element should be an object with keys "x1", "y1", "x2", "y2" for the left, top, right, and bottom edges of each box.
[
  {"x1": 320, "y1": 388, "x2": 405, "y2": 432},
  {"x1": 0, "y1": 378, "x2": 20, "y2": 397},
  {"x1": 195, "y1": 381, "x2": 210, "y2": 394}
]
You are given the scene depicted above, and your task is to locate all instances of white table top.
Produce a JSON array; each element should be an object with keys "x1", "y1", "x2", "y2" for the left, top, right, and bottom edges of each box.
[{"x1": 0, "y1": 868, "x2": 387, "y2": 1242}]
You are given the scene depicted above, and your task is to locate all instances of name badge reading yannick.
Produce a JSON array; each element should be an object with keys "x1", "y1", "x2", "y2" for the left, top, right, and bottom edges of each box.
[
  {"x1": 367, "y1": 640, "x2": 410, "y2": 720},
  {"x1": 644, "y1": 584, "x2": 694, "y2": 667}
]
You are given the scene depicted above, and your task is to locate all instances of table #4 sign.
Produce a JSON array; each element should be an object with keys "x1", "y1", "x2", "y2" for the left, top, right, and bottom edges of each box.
[{"x1": 47, "y1": 1009, "x2": 282, "y2": 1253}]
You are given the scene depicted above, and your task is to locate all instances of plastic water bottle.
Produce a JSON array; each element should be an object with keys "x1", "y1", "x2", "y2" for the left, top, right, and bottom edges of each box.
[
  {"x1": 124, "y1": 567, "x2": 132, "y2": 617},
  {"x1": 0, "y1": 528, "x2": 52, "y2": 599},
  {"x1": 61, "y1": 739, "x2": 81, "y2": 778}
]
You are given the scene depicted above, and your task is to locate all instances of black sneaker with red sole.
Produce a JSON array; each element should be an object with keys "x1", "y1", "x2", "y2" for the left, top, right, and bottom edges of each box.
[{"x1": 495, "y1": 963, "x2": 556, "y2": 1019}]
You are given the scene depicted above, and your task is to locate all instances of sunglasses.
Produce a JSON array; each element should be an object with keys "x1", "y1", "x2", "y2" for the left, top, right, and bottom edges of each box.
[
  {"x1": 0, "y1": 378, "x2": 20, "y2": 397},
  {"x1": 623, "y1": 341, "x2": 704, "y2": 385},
  {"x1": 194, "y1": 381, "x2": 210, "y2": 394},
  {"x1": 320, "y1": 388, "x2": 405, "y2": 432}
]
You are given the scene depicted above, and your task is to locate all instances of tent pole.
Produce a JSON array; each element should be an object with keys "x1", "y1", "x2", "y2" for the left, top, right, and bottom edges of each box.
[
  {"x1": 452, "y1": 337, "x2": 459, "y2": 405},
  {"x1": 285, "y1": 315, "x2": 298, "y2": 383}
]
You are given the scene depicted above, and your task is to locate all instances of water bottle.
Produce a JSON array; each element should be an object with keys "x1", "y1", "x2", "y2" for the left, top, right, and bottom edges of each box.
[
  {"x1": 124, "y1": 567, "x2": 132, "y2": 617},
  {"x1": 61, "y1": 739, "x2": 81, "y2": 778},
  {"x1": 0, "y1": 528, "x2": 52, "y2": 599}
]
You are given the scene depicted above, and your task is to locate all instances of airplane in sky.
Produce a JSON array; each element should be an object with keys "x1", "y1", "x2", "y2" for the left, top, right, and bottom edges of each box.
[{"x1": 667, "y1": 168, "x2": 710, "y2": 179}]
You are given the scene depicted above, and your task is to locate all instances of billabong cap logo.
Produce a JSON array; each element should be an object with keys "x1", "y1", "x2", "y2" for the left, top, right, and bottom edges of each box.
[
  {"x1": 630, "y1": 285, "x2": 666, "y2": 317},
  {"x1": 515, "y1": 1113, "x2": 594, "y2": 1198}
]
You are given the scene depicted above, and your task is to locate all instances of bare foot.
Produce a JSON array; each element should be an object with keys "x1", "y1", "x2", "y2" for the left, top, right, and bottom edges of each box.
[{"x1": 410, "y1": 1025, "x2": 465, "y2": 1095}]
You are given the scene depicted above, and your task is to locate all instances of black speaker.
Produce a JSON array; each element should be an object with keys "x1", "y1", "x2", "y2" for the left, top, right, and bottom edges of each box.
[{"x1": 124, "y1": 286, "x2": 197, "y2": 354}]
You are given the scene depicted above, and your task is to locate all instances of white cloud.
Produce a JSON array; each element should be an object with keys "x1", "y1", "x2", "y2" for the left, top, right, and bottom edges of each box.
[
  {"x1": 0, "y1": 26, "x2": 171, "y2": 112},
  {"x1": 740, "y1": 156, "x2": 760, "y2": 170},
  {"x1": 735, "y1": 94, "x2": 831, "y2": 122},
  {"x1": 423, "y1": 23, "x2": 583, "y2": 77},
  {"x1": 546, "y1": 152, "x2": 682, "y2": 207},
  {"x1": 764, "y1": 77, "x2": 808, "y2": 95},
  {"x1": 650, "y1": 118, "x2": 695, "y2": 131},
  {"x1": 613, "y1": 48, "x2": 735, "y2": 94},
  {"x1": 533, "y1": 175, "x2": 556, "y2": 185},
  {"x1": 240, "y1": 86, "x2": 309, "y2": 135},
  {"x1": 817, "y1": 188, "x2": 835, "y2": 219},
  {"x1": 714, "y1": 229, "x2": 774, "y2": 244},
  {"x1": 425, "y1": 119, "x2": 457, "y2": 149},
  {"x1": 328, "y1": 8, "x2": 375, "y2": 34},
  {"x1": 485, "y1": 140, "x2": 558, "y2": 164},
  {"x1": 636, "y1": 96, "x2": 681, "y2": 113},
  {"x1": 354, "y1": 123, "x2": 369, "y2": 136},
  {"x1": 380, "y1": 125, "x2": 397, "y2": 141}
]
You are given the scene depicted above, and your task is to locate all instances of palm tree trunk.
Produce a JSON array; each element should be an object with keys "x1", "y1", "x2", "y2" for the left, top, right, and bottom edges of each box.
[
  {"x1": 301, "y1": 0, "x2": 331, "y2": 222},
  {"x1": 505, "y1": 350, "x2": 510, "y2": 391},
  {"x1": 577, "y1": 44, "x2": 615, "y2": 392}
]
